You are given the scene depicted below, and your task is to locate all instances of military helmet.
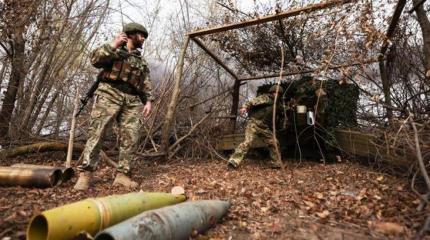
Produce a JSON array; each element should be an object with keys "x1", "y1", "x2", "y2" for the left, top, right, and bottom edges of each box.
[
  {"x1": 269, "y1": 85, "x2": 284, "y2": 94},
  {"x1": 123, "y1": 22, "x2": 148, "y2": 38}
]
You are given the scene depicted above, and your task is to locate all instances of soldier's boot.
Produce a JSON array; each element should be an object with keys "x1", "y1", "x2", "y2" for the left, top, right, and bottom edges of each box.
[
  {"x1": 227, "y1": 159, "x2": 239, "y2": 169},
  {"x1": 74, "y1": 171, "x2": 93, "y2": 190},
  {"x1": 113, "y1": 173, "x2": 138, "y2": 189},
  {"x1": 269, "y1": 160, "x2": 281, "y2": 169}
]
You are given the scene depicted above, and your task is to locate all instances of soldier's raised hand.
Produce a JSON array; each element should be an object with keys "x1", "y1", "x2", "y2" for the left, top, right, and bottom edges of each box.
[
  {"x1": 239, "y1": 107, "x2": 248, "y2": 116},
  {"x1": 111, "y1": 32, "x2": 128, "y2": 49}
]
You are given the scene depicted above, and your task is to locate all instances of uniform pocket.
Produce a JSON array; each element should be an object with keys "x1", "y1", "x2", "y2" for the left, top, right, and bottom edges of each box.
[
  {"x1": 90, "y1": 108, "x2": 102, "y2": 119},
  {"x1": 119, "y1": 61, "x2": 132, "y2": 82},
  {"x1": 128, "y1": 69, "x2": 141, "y2": 86},
  {"x1": 107, "y1": 61, "x2": 123, "y2": 80}
]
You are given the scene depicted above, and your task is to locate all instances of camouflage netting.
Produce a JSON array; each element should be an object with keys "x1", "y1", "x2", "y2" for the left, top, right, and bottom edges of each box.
[
  {"x1": 256, "y1": 77, "x2": 359, "y2": 159},
  {"x1": 257, "y1": 76, "x2": 359, "y2": 130},
  {"x1": 324, "y1": 80, "x2": 359, "y2": 129}
]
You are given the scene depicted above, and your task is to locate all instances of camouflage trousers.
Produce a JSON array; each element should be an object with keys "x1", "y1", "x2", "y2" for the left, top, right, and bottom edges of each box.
[
  {"x1": 80, "y1": 82, "x2": 143, "y2": 174},
  {"x1": 229, "y1": 119, "x2": 280, "y2": 166}
]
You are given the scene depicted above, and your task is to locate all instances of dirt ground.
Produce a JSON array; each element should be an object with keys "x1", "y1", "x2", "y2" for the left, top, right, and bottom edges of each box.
[{"x1": 0, "y1": 151, "x2": 428, "y2": 239}]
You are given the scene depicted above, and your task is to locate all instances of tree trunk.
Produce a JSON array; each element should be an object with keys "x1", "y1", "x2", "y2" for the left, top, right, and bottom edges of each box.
[
  {"x1": 35, "y1": 90, "x2": 59, "y2": 135},
  {"x1": 0, "y1": 60, "x2": 8, "y2": 93},
  {"x1": 54, "y1": 93, "x2": 67, "y2": 138},
  {"x1": 379, "y1": 0, "x2": 407, "y2": 124},
  {"x1": 161, "y1": 36, "x2": 190, "y2": 154},
  {"x1": 379, "y1": 61, "x2": 393, "y2": 121},
  {"x1": 0, "y1": 27, "x2": 26, "y2": 141},
  {"x1": 19, "y1": 42, "x2": 59, "y2": 135},
  {"x1": 0, "y1": 141, "x2": 84, "y2": 160},
  {"x1": 412, "y1": 0, "x2": 430, "y2": 75},
  {"x1": 27, "y1": 80, "x2": 55, "y2": 133},
  {"x1": 16, "y1": 66, "x2": 39, "y2": 121},
  {"x1": 18, "y1": 3, "x2": 72, "y2": 135}
]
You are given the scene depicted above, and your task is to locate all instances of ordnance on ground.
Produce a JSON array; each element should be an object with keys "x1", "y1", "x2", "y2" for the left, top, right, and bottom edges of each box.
[
  {"x1": 27, "y1": 192, "x2": 186, "y2": 240},
  {"x1": 0, "y1": 167, "x2": 61, "y2": 188},
  {"x1": 11, "y1": 164, "x2": 74, "y2": 182},
  {"x1": 95, "y1": 200, "x2": 231, "y2": 240}
]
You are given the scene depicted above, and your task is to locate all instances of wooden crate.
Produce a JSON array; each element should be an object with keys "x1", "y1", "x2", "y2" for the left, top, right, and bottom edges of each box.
[
  {"x1": 334, "y1": 129, "x2": 411, "y2": 167},
  {"x1": 215, "y1": 133, "x2": 266, "y2": 151},
  {"x1": 216, "y1": 129, "x2": 412, "y2": 169}
]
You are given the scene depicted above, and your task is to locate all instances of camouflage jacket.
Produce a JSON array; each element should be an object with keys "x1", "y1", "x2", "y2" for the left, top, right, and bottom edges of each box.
[
  {"x1": 243, "y1": 94, "x2": 285, "y2": 126},
  {"x1": 90, "y1": 43, "x2": 154, "y2": 102}
]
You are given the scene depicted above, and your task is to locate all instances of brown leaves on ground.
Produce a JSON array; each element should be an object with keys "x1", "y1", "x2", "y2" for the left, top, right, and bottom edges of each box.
[
  {"x1": 0, "y1": 152, "x2": 427, "y2": 239},
  {"x1": 369, "y1": 221, "x2": 406, "y2": 235}
]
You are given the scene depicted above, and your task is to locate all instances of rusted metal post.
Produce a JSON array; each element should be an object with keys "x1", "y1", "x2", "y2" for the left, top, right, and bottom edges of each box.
[
  {"x1": 95, "y1": 200, "x2": 231, "y2": 240},
  {"x1": 0, "y1": 167, "x2": 61, "y2": 188},
  {"x1": 191, "y1": 37, "x2": 239, "y2": 79},
  {"x1": 230, "y1": 80, "x2": 241, "y2": 133},
  {"x1": 240, "y1": 58, "x2": 383, "y2": 81},
  {"x1": 188, "y1": 0, "x2": 353, "y2": 37},
  {"x1": 161, "y1": 36, "x2": 191, "y2": 155}
]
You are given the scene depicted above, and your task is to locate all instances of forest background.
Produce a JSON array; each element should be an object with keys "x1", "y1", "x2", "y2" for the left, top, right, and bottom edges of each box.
[{"x1": 0, "y1": 0, "x2": 429, "y2": 173}]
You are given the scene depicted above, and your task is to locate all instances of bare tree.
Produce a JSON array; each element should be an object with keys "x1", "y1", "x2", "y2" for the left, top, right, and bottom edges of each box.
[
  {"x1": 0, "y1": 0, "x2": 110, "y2": 142},
  {"x1": 412, "y1": 0, "x2": 430, "y2": 76}
]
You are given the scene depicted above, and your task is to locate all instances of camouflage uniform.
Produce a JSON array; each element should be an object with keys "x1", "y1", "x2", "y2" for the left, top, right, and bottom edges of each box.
[
  {"x1": 228, "y1": 93, "x2": 283, "y2": 167},
  {"x1": 79, "y1": 43, "x2": 153, "y2": 174}
]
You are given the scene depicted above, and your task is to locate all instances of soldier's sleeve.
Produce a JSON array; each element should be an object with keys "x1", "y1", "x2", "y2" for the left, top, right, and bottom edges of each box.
[
  {"x1": 142, "y1": 66, "x2": 154, "y2": 102},
  {"x1": 242, "y1": 95, "x2": 267, "y2": 109},
  {"x1": 281, "y1": 101, "x2": 290, "y2": 111},
  {"x1": 90, "y1": 43, "x2": 122, "y2": 69}
]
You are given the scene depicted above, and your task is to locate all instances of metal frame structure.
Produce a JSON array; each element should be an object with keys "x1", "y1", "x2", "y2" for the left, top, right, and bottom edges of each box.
[
  {"x1": 189, "y1": 0, "x2": 355, "y2": 81},
  {"x1": 160, "y1": 0, "x2": 407, "y2": 154}
]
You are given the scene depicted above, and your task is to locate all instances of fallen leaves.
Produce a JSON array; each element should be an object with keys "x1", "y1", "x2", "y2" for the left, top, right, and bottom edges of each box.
[
  {"x1": 316, "y1": 210, "x2": 330, "y2": 219},
  {"x1": 369, "y1": 221, "x2": 405, "y2": 235},
  {"x1": 0, "y1": 155, "x2": 420, "y2": 239},
  {"x1": 314, "y1": 192, "x2": 324, "y2": 200}
]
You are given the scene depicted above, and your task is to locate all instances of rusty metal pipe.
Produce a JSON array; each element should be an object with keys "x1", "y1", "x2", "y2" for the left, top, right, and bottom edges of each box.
[
  {"x1": 59, "y1": 167, "x2": 74, "y2": 181},
  {"x1": 0, "y1": 167, "x2": 61, "y2": 188},
  {"x1": 11, "y1": 164, "x2": 75, "y2": 182}
]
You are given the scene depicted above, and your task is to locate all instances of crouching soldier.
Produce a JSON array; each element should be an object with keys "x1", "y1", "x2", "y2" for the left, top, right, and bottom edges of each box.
[
  {"x1": 228, "y1": 85, "x2": 286, "y2": 169},
  {"x1": 74, "y1": 23, "x2": 154, "y2": 190}
]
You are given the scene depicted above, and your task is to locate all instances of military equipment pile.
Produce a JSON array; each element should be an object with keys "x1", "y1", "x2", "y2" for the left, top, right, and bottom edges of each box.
[
  {"x1": 26, "y1": 192, "x2": 230, "y2": 240},
  {"x1": 256, "y1": 77, "x2": 360, "y2": 158},
  {"x1": 0, "y1": 165, "x2": 75, "y2": 188},
  {"x1": 257, "y1": 77, "x2": 359, "y2": 129}
]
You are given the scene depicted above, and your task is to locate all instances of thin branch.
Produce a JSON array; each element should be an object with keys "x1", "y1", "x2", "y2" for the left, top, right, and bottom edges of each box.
[
  {"x1": 0, "y1": 42, "x2": 11, "y2": 56},
  {"x1": 411, "y1": 119, "x2": 430, "y2": 190},
  {"x1": 272, "y1": 44, "x2": 286, "y2": 172},
  {"x1": 215, "y1": 1, "x2": 253, "y2": 18},
  {"x1": 409, "y1": 0, "x2": 428, "y2": 14},
  {"x1": 168, "y1": 112, "x2": 212, "y2": 158}
]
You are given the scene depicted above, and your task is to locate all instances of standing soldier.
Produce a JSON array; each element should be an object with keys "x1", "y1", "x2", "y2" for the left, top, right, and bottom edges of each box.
[
  {"x1": 228, "y1": 85, "x2": 285, "y2": 169},
  {"x1": 74, "y1": 23, "x2": 154, "y2": 190}
]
